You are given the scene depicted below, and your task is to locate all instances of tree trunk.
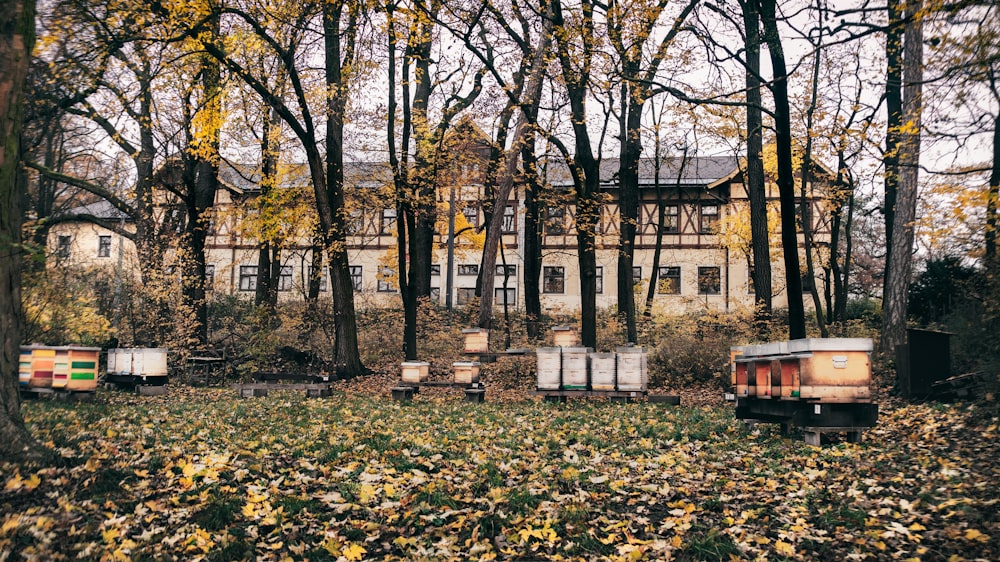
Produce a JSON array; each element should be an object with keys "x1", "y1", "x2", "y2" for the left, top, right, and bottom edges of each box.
[
  {"x1": 986, "y1": 110, "x2": 999, "y2": 260},
  {"x1": 883, "y1": 0, "x2": 903, "y2": 302},
  {"x1": 522, "y1": 135, "x2": 543, "y2": 340},
  {"x1": 799, "y1": 30, "x2": 827, "y2": 338},
  {"x1": 760, "y1": 0, "x2": 806, "y2": 340},
  {"x1": 1, "y1": 0, "x2": 48, "y2": 463},
  {"x1": 881, "y1": 0, "x2": 923, "y2": 355},
  {"x1": 743, "y1": 0, "x2": 773, "y2": 327},
  {"x1": 616, "y1": 88, "x2": 641, "y2": 344},
  {"x1": 323, "y1": 0, "x2": 364, "y2": 376}
]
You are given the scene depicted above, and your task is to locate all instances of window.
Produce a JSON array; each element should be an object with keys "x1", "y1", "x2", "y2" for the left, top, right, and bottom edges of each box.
[
  {"x1": 458, "y1": 264, "x2": 479, "y2": 276},
  {"x1": 97, "y1": 235, "x2": 111, "y2": 257},
  {"x1": 278, "y1": 265, "x2": 293, "y2": 292},
  {"x1": 496, "y1": 264, "x2": 516, "y2": 277},
  {"x1": 381, "y1": 208, "x2": 397, "y2": 235},
  {"x1": 657, "y1": 266, "x2": 681, "y2": 294},
  {"x1": 57, "y1": 235, "x2": 71, "y2": 259},
  {"x1": 350, "y1": 265, "x2": 362, "y2": 291},
  {"x1": 595, "y1": 266, "x2": 603, "y2": 294},
  {"x1": 543, "y1": 266, "x2": 565, "y2": 294},
  {"x1": 698, "y1": 266, "x2": 721, "y2": 295},
  {"x1": 307, "y1": 266, "x2": 329, "y2": 292},
  {"x1": 700, "y1": 204, "x2": 719, "y2": 233},
  {"x1": 431, "y1": 264, "x2": 441, "y2": 276},
  {"x1": 205, "y1": 265, "x2": 215, "y2": 291},
  {"x1": 377, "y1": 267, "x2": 396, "y2": 292},
  {"x1": 632, "y1": 266, "x2": 642, "y2": 286},
  {"x1": 495, "y1": 287, "x2": 516, "y2": 306},
  {"x1": 347, "y1": 210, "x2": 364, "y2": 235},
  {"x1": 430, "y1": 287, "x2": 441, "y2": 301},
  {"x1": 462, "y1": 205, "x2": 478, "y2": 228},
  {"x1": 456, "y1": 287, "x2": 477, "y2": 305},
  {"x1": 501, "y1": 204, "x2": 516, "y2": 233},
  {"x1": 663, "y1": 205, "x2": 679, "y2": 233},
  {"x1": 206, "y1": 218, "x2": 216, "y2": 236},
  {"x1": 545, "y1": 207, "x2": 565, "y2": 235},
  {"x1": 239, "y1": 265, "x2": 258, "y2": 292}
]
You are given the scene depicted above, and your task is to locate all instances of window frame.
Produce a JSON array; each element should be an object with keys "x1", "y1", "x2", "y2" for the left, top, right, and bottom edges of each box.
[
  {"x1": 697, "y1": 266, "x2": 722, "y2": 295},
  {"x1": 700, "y1": 204, "x2": 719, "y2": 234},
  {"x1": 97, "y1": 235, "x2": 111, "y2": 257},
  {"x1": 542, "y1": 266, "x2": 565, "y2": 294},
  {"x1": 380, "y1": 208, "x2": 397, "y2": 235},
  {"x1": 501, "y1": 204, "x2": 516, "y2": 234},
  {"x1": 657, "y1": 266, "x2": 682, "y2": 295},
  {"x1": 239, "y1": 265, "x2": 258, "y2": 292},
  {"x1": 458, "y1": 264, "x2": 479, "y2": 276},
  {"x1": 349, "y1": 265, "x2": 362, "y2": 291},
  {"x1": 377, "y1": 266, "x2": 396, "y2": 292}
]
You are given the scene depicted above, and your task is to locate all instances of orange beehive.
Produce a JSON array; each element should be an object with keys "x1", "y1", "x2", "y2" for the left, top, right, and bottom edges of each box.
[
  {"x1": 787, "y1": 339, "x2": 872, "y2": 402},
  {"x1": 66, "y1": 347, "x2": 100, "y2": 392}
]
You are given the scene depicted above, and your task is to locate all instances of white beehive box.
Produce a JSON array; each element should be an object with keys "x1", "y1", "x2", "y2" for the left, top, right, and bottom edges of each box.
[
  {"x1": 590, "y1": 352, "x2": 617, "y2": 391},
  {"x1": 536, "y1": 347, "x2": 562, "y2": 390},
  {"x1": 616, "y1": 347, "x2": 648, "y2": 392},
  {"x1": 561, "y1": 347, "x2": 590, "y2": 390}
]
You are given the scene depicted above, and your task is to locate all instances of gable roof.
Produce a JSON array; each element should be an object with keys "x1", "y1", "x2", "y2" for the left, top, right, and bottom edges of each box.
[{"x1": 544, "y1": 156, "x2": 740, "y2": 189}]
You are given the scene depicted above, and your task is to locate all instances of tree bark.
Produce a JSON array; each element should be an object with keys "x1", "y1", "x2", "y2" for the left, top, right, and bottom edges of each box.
[
  {"x1": 1, "y1": 0, "x2": 48, "y2": 463},
  {"x1": 742, "y1": 0, "x2": 773, "y2": 327},
  {"x1": 881, "y1": 0, "x2": 923, "y2": 355},
  {"x1": 883, "y1": 0, "x2": 903, "y2": 301}
]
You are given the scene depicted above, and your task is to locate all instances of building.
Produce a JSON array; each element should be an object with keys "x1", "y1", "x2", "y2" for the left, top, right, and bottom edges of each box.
[{"x1": 47, "y1": 148, "x2": 834, "y2": 316}]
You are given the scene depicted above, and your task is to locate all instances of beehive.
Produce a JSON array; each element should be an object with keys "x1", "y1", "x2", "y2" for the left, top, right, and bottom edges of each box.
[
  {"x1": 109, "y1": 348, "x2": 133, "y2": 375},
  {"x1": 787, "y1": 338, "x2": 872, "y2": 402},
  {"x1": 453, "y1": 361, "x2": 481, "y2": 384},
  {"x1": 30, "y1": 347, "x2": 56, "y2": 388},
  {"x1": 133, "y1": 348, "x2": 168, "y2": 377},
  {"x1": 561, "y1": 347, "x2": 590, "y2": 390},
  {"x1": 18, "y1": 347, "x2": 32, "y2": 387},
  {"x1": 52, "y1": 347, "x2": 70, "y2": 389},
  {"x1": 730, "y1": 346, "x2": 746, "y2": 396},
  {"x1": 536, "y1": 347, "x2": 562, "y2": 390},
  {"x1": 400, "y1": 361, "x2": 430, "y2": 383},
  {"x1": 462, "y1": 328, "x2": 490, "y2": 354},
  {"x1": 551, "y1": 326, "x2": 579, "y2": 347},
  {"x1": 590, "y1": 352, "x2": 617, "y2": 391},
  {"x1": 66, "y1": 347, "x2": 100, "y2": 391},
  {"x1": 616, "y1": 347, "x2": 648, "y2": 392}
]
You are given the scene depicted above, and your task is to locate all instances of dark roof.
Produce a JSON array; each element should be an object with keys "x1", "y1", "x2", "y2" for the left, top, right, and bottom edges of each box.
[
  {"x1": 59, "y1": 199, "x2": 130, "y2": 221},
  {"x1": 544, "y1": 156, "x2": 740, "y2": 188}
]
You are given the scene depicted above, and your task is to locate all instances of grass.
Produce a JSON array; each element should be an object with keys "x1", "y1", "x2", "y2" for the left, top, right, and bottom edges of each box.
[{"x1": 1, "y1": 386, "x2": 997, "y2": 561}]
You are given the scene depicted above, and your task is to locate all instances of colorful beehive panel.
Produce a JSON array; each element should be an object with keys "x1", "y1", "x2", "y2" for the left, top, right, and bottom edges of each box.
[
  {"x1": 66, "y1": 347, "x2": 100, "y2": 391},
  {"x1": 52, "y1": 347, "x2": 70, "y2": 389},
  {"x1": 30, "y1": 347, "x2": 56, "y2": 388},
  {"x1": 18, "y1": 347, "x2": 32, "y2": 387}
]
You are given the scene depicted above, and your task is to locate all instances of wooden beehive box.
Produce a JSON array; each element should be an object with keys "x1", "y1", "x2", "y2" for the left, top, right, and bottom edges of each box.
[
  {"x1": 551, "y1": 326, "x2": 579, "y2": 347},
  {"x1": 401, "y1": 361, "x2": 430, "y2": 383},
  {"x1": 787, "y1": 338, "x2": 873, "y2": 402},
  {"x1": 462, "y1": 328, "x2": 490, "y2": 354},
  {"x1": 453, "y1": 361, "x2": 481, "y2": 384}
]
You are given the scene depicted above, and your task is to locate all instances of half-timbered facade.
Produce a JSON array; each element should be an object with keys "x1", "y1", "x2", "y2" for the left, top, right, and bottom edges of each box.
[{"x1": 48, "y1": 145, "x2": 834, "y2": 315}]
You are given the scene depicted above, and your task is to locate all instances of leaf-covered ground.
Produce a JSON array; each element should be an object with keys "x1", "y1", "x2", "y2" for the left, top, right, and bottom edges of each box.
[{"x1": 2, "y1": 375, "x2": 997, "y2": 561}]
